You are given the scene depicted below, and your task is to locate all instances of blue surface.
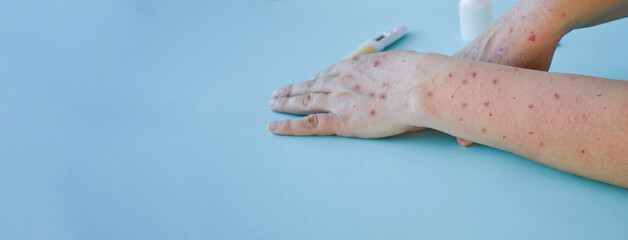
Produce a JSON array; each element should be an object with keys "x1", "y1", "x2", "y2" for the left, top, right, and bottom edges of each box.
[{"x1": 1, "y1": 0, "x2": 627, "y2": 239}]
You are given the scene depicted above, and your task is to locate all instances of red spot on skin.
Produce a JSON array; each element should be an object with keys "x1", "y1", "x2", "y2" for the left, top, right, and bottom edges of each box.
[
  {"x1": 539, "y1": 142, "x2": 544, "y2": 147},
  {"x1": 401, "y1": 59, "x2": 406, "y2": 63},
  {"x1": 382, "y1": 83, "x2": 387, "y2": 87},
  {"x1": 521, "y1": 15, "x2": 526, "y2": 19},
  {"x1": 352, "y1": 104, "x2": 357, "y2": 108},
  {"x1": 502, "y1": 135, "x2": 506, "y2": 139},
  {"x1": 451, "y1": 94, "x2": 455, "y2": 98},
  {"x1": 461, "y1": 102, "x2": 468, "y2": 108},
  {"x1": 459, "y1": 118, "x2": 463, "y2": 121},
  {"x1": 549, "y1": 8, "x2": 552, "y2": 12},
  {"x1": 472, "y1": 72, "x2": 477, "y2": 78},
  {"x1": 370, "y1": 110, "x2": 376, "y2": 116},
  {"x1": 554, "y1": 93, "x2": 560, "y2": 99},
  {"x1": 484, "y1": 101, "x2": 490, "y2": 106},
  {"x1": 427, "y1": 91, "x2": 432, "y2": 97},
  {"x1": 492, "y1": 79, "x2": 498, "y2": 84},
  {"x1": 528, "y1": 35, "x2": 536, "y2": 42},
  {"x1": 373, "y1": 61, "x2": 380, "y2": 67},
  {"x1": 597, "y1": 94, "x2": 602, "y2": 97},
  {"x1": 354, "y1": 85, "x2": 361, "y2": 91},
  {"x1": 352, "y1": 56, "x2": 359, "y2": 61},
  {"x1": 528, "y1": 131, "x2": 534, "y2": 135},
  {"x1": 528, "y1": 104, "x2": 534, "y2": 109},
  {"x1": 481, "y1": 128, "x2": 487, "y2": 133},
  {"x1": 462, "y1": 79, "x2": 468, "y2": 85},
  {"x1": 380, "y1": 93, "x2": 386, "y2": 100},
  {"x1": 513, "y1": 97, "x2": 517, "y2": 100},
  {"x1": 369, "y1": 92, "x2": 375, "y2": 98},
  {"x1": 448, "y1": 73, "x2": 452, "y2": 77},
  {"x1": 582, "y1": 114, "x2": 586, "y2": 119},
  {"x1": 497, "y1": 48, "x2": 503, "y2": 55},
  {"x1": 561, "y1": 12, "x2": 567, "y2": 18},
  {"x1": 514, "y1": 68, "x2": 518, "y2": 71},
  {"x1": 509, "y1": 28, "x2": 513, "y2": 34},
  {"x1": 581, "y1": 149, "x2": 586, "y2": 154},
  {"x1": 382, "y1": 54, "x2": 387, "y2": 59}
]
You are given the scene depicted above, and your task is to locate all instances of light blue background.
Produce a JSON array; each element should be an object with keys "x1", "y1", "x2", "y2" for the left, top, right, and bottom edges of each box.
[{"x1": 1, "y1": 0, "x2": 627, "y2": 239}]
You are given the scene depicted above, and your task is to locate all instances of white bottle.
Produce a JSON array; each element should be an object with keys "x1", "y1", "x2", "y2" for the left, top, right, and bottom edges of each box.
[{"x1": 459, "y1": 0, "x2": 493, "y2": 41}]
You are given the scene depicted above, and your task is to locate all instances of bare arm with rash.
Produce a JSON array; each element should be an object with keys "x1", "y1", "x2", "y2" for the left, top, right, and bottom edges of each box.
[
  {"x1": 268, "y1": 51, "x2": 628, "y2": 188},
  {"x1": 452, "y1": 0, "x2": 628, "y2": 146}
]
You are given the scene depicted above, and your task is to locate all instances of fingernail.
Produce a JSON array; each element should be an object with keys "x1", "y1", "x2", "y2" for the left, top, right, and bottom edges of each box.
[
  {"x1": 267, "y1": 121, "x2": 279, "y2": 132},
  {"x1": 268, "y1": 99, "x2": 276, "y2": 108}
]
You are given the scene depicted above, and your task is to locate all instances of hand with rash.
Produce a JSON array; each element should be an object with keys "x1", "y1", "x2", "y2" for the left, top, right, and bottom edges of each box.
[{"x1": 268, "y1": 51, "x2": 428, "y2": 138}]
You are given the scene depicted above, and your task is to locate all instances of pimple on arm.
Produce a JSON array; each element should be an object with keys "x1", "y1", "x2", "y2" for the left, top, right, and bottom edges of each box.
[
  {"x1": 373, "y1": 61, "x2": 380, "y2": 67},
  {"x1": 528, "y1": 31, "x2": 536, "y2": 42}
]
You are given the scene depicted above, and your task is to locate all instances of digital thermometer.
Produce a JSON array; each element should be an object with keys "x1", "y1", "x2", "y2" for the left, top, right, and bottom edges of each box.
[{"x1": 347, "y1": 25, "x2": 407, "y2": 58}]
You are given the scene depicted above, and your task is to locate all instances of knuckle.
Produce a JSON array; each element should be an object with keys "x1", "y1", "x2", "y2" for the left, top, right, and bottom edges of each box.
[
  {"x1": 301, "y1": 93, "x2": 314, "y2": 108},
  {"x1": 283, "y1": 85, "x2": 293, "y2": 97},
  {"x1": 305, "y1": 114, "x2": 319, "y2": 130}
]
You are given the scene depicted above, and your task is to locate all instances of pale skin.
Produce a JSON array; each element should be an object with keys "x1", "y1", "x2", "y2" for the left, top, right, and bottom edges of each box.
[{"x1": 268, "y1": 0, "x2": 628, "y2": 188}]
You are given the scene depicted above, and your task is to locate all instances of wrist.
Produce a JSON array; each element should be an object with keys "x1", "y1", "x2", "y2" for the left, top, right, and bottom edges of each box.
[{"x1": 401, "y1": 52, "x2": 443, "y2": 130}]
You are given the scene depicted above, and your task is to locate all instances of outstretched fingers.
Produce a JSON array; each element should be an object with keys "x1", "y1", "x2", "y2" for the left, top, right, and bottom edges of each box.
[
  {"x1": 267, "y1": 113, "x2": 340, "y2": 136},
  {"x1": 272, "y1": 78, "x2": 332, "y2": 98},
  {"x1": 269, "y1": 93, "x2": 332, "y2": 115}
]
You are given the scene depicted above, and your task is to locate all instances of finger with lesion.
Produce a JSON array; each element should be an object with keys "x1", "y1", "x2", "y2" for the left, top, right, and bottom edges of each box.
[
  {"x1": 267, "y1": 113, "x2": 339, "y2": 136},
  {"x1": 269, "y1": 92, "x2": 332, "y2": 115}
]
